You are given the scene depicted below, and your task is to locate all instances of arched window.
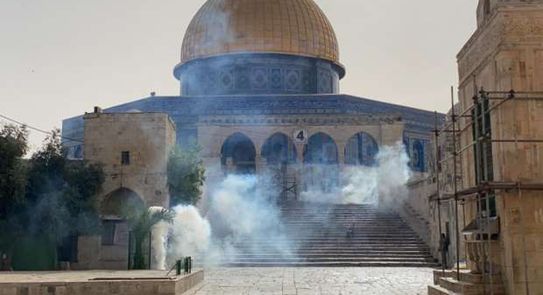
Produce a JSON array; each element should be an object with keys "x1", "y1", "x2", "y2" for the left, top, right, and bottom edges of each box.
[
  {"x1": 411, "y1": 140, "x2": 426, "y2": 172},
  {"x1": 303, "y1": 133, "x2": 338, "y2": 193},
  {"x1": 345, "y1": 132, "x2": 379, "y2": 166},
  {"x1": 303, "y1": 132, "x2": 338, "y2": 165},
  {"x1": 221, "y1": 133, "x2": 257, "y2": 174},
  {"x1": 261, "y1": 133, "x2": 297, "y2": 165},
  {"x1": 101, "y1": 188, "x2": 144, "y2": 217}
]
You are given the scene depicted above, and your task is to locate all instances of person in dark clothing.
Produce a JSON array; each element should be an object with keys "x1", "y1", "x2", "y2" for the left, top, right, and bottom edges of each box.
[
  {"x1": 346, "y1": 223, "x2": 355, "y2": 238},
  {"x1": 439, "y1": 233, "x2": 450, "y2": 268},
  {"x1": 0, "y1": 253, "x2": 12, "y2": 271}
]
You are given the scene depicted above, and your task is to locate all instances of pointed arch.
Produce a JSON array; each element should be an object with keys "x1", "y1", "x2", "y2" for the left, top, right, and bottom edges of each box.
[
  {"x1": 261, "y1": 132, "x2": 297, "y2": 165},
  {"x1": 345, "y1": 132, "x2": 379, "y2": 166},
  {"x1": 221, "y1": 132, "x2": 257, "y2": 174},
  {"x1": 303, "y1": 132, "x2": 338, "y2": 165},
  {"x1": 101, "y1": 188, "x2": 145, "y2": 217}
]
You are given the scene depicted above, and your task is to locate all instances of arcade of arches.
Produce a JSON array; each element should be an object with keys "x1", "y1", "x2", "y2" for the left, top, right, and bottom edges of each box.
[
  {"x1": 220, "y1": 131, "x2": 380, "y2": 175},
  {"x1": 217, "y1": 130, "x2": 385, "y2": 199}
]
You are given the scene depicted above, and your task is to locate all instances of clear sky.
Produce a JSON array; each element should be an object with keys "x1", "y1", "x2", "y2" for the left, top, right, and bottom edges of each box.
[{"x1": 0, "y1": 0, "x2": 478, "y2": 152}]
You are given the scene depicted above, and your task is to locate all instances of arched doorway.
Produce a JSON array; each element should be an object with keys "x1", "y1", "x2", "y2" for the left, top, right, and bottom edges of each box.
[
  {"x1": 262, "y1": 133, "x2": 298, "y2": 201},
  {"x1": 101, "y1": 188, "x2": 145, "y2": 218},
  {"x1": 262, "y1": 133, "x2": 297, "y2": 165},
  {"x1": 303, "y1": 133, "x2": 339, "y2": 193},
  {"x1": 100, "y1": 188, "x2": 146, "y2": 269},
  {"x1": 345, "y1": 132, "x2": 379, "y2": 166},
  {"x1": 303, "y1": 133, "x2": 338, "y2": 165},
  {"x1": 221, "y1": 133, "x2": 257, "y2": 174}
]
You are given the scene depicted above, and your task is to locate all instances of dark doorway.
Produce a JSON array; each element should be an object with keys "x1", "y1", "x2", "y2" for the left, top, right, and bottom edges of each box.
[
  {"x1": 345, "y1": 132, "x2": 379, "y2": 166},
  {"x1": 262, "y1": 133, "x2": 298, "y2": 201},
  {"x1": 221, "y1": 133, "x2": 257, "y2": 174},
  {"x1": 303, "y1": 132, "x2": 338, "y2": 165},
  {"x1": 262, "y1": 133, "x2": 297, "y2": 165},
  {"x1": 303, "y1": 133, "x2": 339, "y2": 192}
]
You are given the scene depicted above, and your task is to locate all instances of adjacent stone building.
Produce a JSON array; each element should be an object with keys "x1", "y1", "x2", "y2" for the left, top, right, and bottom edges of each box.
[
  {"x1": 415, "y1": 1, "x2": 543, "y2": 294},
  {"x1": 75, "y1": 111, "x2": 176, "y2": 269}
]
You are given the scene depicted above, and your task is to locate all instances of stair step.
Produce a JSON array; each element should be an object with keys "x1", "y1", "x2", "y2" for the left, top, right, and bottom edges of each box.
[
  {"x1": 427, "y1": 285, "x2": 452, "y2": 295},
  {"x1": 225, "y1": 261, "x2": 436, "y2": 267},
  {"x1": 227, "y1": 203, "x2": 434, "y2": 267}
]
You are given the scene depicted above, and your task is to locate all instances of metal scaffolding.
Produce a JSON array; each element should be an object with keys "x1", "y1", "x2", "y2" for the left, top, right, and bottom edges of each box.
[{"x1": 432, "y1": 88, "x2": 543, "y2": 294}]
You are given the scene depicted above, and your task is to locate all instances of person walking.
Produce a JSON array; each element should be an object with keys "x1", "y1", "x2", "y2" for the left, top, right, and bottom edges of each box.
[{"x1": 439, "y1": 233, "x2": 450, "y2": 268}]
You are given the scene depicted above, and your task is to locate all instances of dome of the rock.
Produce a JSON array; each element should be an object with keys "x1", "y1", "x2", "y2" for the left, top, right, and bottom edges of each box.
[{"x1": 179, "y1": 0, "x2": 340, "y2": 65}]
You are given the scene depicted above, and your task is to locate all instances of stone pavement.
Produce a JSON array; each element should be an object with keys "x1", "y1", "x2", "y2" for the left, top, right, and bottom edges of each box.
[{"x1": 187, "y1": 267, "x2": 434, "y2": 295}]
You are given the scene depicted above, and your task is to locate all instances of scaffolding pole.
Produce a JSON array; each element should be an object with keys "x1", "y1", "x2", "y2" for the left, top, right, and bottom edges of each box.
[
  {"x1": 431, "y1": 88, "x2": 543, "y2": 292},
  {"x1": 434, "y1": 112, "x2": 444, "y2": 274},
  {"x1": 450, "y1": 87, "x2": 461, "y2": 281}
]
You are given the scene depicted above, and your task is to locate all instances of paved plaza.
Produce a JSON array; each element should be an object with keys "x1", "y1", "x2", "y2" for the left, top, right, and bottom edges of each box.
[{"x1": 187, "y1": 267, "x2": 434, "y2": 295}]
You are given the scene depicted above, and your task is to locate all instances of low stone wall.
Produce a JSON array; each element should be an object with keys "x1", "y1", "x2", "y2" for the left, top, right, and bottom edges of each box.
[{"x1": 0, "y1": 270, "x2": 204, "y2": 295}]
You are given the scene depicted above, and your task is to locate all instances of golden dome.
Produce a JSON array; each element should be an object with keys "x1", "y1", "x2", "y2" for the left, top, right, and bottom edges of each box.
[{"x1": 180, "y1": 0, "x2": 340, "y2": 65}]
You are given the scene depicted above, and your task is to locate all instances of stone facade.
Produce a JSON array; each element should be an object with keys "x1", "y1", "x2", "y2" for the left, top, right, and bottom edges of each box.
[
  {"x1": 75, "y1": 111, "x2": 176, "y2": 270},
  {"x1": 425, "y1": 1, "x2": 543, "y2": 294},
  {"x1": 196, "y1": 113, "x2": 404, "y2": 207},
  {"x1": 83, "y1": 111, "x2": 176, "y2": 210},
  {"x1": 458, "y1": 1, "x2": 543, "y2": 294},
  {"x1": 403, "y1": 106, "x2": 466, "y2": 269},
  {"x1": 63, "y1": 94, "x2": 438, "y2": 178}
]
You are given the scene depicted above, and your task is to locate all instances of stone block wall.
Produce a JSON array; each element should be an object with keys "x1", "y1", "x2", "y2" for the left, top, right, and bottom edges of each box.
[
  {"x1": 84, "y1": 112, "x2": 176, "y2": 209},
  {"x1": 80, "y1": 112, "x2": 177, "y2": 270},
  {"x1": 194, "y1": 113, "x2": 407, "y2": 210},
  {"x1": 457, "y1": 2, "x2": 543, "y2": 293}
]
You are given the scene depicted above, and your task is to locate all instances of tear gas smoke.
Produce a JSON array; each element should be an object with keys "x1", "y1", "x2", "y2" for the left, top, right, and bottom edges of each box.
[
  {"x1": 166, "y1": 205, "x2": 212, "y2": 265},
  {"x1": 150, "y1": 142, "x2": 410, "y2": 269},
  {"x1": 301, "y1": 142, "x2": 411, "y2": 205},
  {"x1": 206, "y1": 174, "x2": 293, "y2": 259},
  {"x1": 149, "y1": 206, "x2": 169, "y2": 270}
]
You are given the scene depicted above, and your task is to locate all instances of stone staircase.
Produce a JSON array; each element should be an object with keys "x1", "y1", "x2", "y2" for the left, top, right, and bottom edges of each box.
[
  {"x1": 227, "y1": 202, "x2": 438, "y2": 267},
  {"x1": 428, "y1": 270, "x2": 505, "y2": 295}
]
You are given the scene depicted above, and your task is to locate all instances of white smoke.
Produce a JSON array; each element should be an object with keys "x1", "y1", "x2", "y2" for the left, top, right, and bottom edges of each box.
[
  {"x1": 166, "y1": 205, "x2": 212, "y2": 265},
  {"x1": 149, "y1": 206, "x2": 169, "y2": 270},
  {"x1": 207, "y1": 174, "x2": 292, "y2": 259},
  {"x1": 301, "y1": 142, "x2": 411, "y2": 205},
  {"x1": 150, "y1": 173, "x2": 292, "y2": 269},
  {"x1": 150, "y1": 142, "x2": 410, "y2": 269}
]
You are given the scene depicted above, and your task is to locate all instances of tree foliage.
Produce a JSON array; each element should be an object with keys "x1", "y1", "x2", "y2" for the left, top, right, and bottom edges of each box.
[
  {"x1": 0, "y1": 125, "x2": 28, "y2": 218},
  {"x1": 0, "y1": 128, "x2": 105, "y2": 261},
  {"x1": 24, "y1": 129, "x2": 105, "y2": 240},
  {"x1": 123, "y1": 207, "x2": 174, "y2": 269},
  {"x1": 167, "y1": 146, "x2": 206, "y2": 206}
]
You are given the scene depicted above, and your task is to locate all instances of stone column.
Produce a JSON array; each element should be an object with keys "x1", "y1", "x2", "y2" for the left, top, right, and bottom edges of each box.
[
  {"x1": 337, "y1": 141, "x2": 346, "y2": 170},
  {"x1": 255, "y1": 154, "x2": 265, "y2": 174}
]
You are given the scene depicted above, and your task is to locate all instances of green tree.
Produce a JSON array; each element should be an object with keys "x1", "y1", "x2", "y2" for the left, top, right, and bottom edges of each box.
[
  {"x1": 167, "y1": 146, "x2": 206, "y2": 206},
  {"x1": 0, "y1": 124, "x2": 28, "y2": 219},
  {"x1": 26, "y1": 130, "x2": 105, "y2": 238},
  {"x1": 124, "y1": 207, "x2": 174, "y2": 269},
  {"x1": 0, "y1": 124, "x2": 28, "y2": 254}
]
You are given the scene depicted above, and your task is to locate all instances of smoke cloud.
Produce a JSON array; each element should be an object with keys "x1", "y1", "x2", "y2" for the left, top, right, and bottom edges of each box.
[
  {"x1": 149, "y1": 206, "x2": 169, "y2": 271},
  {"x1": 166, "y1": 205, "x2": 212, "y2": 266},
  {"x1": 150, "y1": 142, "x2": 410, "y2": 269},
  {"x1": 301, "y1": 142, "x2": 411, "y2": 206}
]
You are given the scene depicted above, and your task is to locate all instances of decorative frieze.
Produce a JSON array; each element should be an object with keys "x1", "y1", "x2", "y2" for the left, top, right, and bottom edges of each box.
[{"x1": 198, "y1": 114, "x2": 402, "y2": 127}]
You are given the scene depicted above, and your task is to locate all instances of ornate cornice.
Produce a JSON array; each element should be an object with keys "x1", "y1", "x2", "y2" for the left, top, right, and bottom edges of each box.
[{"x1": 198, "y1": 114, "x2": 402, "y2": 127}]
